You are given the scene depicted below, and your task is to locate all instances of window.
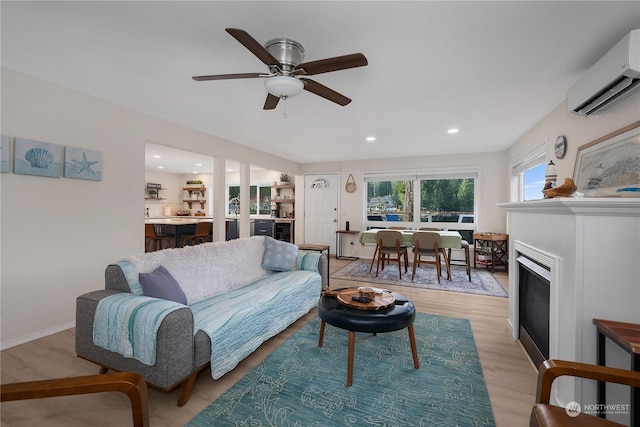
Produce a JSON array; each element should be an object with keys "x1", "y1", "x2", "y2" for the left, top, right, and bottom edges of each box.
[
  {"x1": 523, "y1": 163, "x2": 545, "y2": 201},
  {"x1": 419, "y1": 178, "x2": 474, "y2": 223},
  {"x1": 227, "y1": 184, "x2": 272, "y2": 215},
  {"x1": 511, "y1": 149, "x2": 546, "y2": 201},
  {"x1": 366, "y1": 179, "x2": 413, "y2": 222},
  {"x1": 364, "y1": 169, "x2": 478, "y2": 236}
]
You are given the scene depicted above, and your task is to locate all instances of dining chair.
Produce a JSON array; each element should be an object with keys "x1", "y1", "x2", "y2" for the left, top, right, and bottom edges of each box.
[
  {"x1": 410, "y1": 231, "x2": 450, "y2": 282},
  {"x1": 375, "y1": 230, "x2": 409, "y2": 279},
  {"x1": 145, "y1": 224, "x2": 171, "y2": 252},
  {"x1": 182, "y1": 222, "x2": 211, "y2": 246}
]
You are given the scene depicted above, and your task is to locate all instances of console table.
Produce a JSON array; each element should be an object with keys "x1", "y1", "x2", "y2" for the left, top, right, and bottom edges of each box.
[
  {"x1": 473, "y1": 232, "x2": 508, "y2": 272},
  {"x1": 593, "y1": 318, "x2": 640, "y2": 425}
]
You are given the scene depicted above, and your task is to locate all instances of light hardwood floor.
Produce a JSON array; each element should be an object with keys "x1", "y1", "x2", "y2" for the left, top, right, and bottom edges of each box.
[{"x1": 1, "y1": 258, "x2": 537, "y2": 426}]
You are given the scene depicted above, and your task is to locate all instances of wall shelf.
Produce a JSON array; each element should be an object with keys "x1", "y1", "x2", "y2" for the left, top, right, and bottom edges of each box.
[
  {"x1": 145, "y1": 187, "x2": 166, "y2": 200},
  {"x1": 183, "y1": 187, "x2": 206, "y2": 209},
  {"x1": 271, "y1": 183, "x2": 294, "y2": 218}
]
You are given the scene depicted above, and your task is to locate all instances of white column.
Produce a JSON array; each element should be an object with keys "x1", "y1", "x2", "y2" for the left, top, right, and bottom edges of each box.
[
  {"x1": 239, "y1": 162, "x2": 251, "y2": 238},
  {"x1": 212, "y1": 156, "x2": 226, "y2": 242}
]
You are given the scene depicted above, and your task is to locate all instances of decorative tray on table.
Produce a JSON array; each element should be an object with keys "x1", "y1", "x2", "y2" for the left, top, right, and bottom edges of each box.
[{"x1": 337, "y1": 287, "x2": 395, "y2": 310}]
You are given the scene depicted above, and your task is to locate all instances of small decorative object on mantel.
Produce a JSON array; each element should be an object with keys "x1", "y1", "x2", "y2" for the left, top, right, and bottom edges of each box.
[
  {"x1": 542, "y1": 178, "x2": 577, "y2": 198},
  {"x1": 545, "y1": 160, "x2": 557, "y2": 188},
  {"x1": 345, "y1": 173, "x2": 356, "y2": 193}
]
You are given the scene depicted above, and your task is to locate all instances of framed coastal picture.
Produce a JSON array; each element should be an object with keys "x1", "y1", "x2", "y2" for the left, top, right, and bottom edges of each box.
[
  {"x1": 13, "y1": 137, "x2": 63, "y2": 177},
  {"x1": 573, "y1": 121, "x2": 640, "y2": 197},
  {"x1": 64, "y1": 146, "x2": 103, "y2": 181},
  {"x1": 1, "y1": 134, "x2": 9, "y2": 173}
]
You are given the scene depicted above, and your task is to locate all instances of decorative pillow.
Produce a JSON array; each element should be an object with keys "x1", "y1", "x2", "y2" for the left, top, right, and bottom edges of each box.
[
  {"x1": 261, "y1": 236, "x2": 298, "y2": 272},
  {"x1": 138, "y1": 266, "x2": 187, "y2": 305}
]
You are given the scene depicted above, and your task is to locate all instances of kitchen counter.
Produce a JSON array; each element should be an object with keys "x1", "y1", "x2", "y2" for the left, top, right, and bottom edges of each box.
[{"x1": 145, "y1": 217, "x2": 212, "y2": 225}]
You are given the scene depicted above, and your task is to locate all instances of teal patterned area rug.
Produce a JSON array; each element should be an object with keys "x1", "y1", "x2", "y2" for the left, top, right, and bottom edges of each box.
[
  {"x1": 332, "y1": 260, "x2": 508, "y2": 298},
  {"x1": 187, "y1": 313, "x2": 496, "y2": 427}
]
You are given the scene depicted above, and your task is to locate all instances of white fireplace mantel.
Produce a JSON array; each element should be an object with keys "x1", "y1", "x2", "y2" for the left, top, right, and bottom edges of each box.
[
  {"x1": 499, "y1": 197, "x2": 640, "y2": 415},
  {"x1": 499, "y1": 197, "x2": 640, "y2": 216}
]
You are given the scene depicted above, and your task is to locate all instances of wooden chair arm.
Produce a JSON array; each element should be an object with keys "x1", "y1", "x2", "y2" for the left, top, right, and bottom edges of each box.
[
  {"x1": 536, "y1": 359, "x2": 640, "y2": 404},
  {"x1": 1, "y1": 372, "x2": 149, "y2": 427}
]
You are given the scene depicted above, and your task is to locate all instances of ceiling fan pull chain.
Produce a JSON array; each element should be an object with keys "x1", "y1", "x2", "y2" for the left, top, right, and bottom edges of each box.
[{"x1": 282, "y1": 97, "x2": 288, "y2": 119}]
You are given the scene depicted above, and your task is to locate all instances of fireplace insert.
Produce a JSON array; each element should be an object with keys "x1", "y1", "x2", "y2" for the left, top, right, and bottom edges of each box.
[{"x1": 517, "y1": 255, "x2": 550, "y2": 368}]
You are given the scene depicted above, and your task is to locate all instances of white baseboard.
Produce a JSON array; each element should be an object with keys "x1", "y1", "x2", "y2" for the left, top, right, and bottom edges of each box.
[{"x1": 1, "y1": 321, "x2": 75, "y2": 351}]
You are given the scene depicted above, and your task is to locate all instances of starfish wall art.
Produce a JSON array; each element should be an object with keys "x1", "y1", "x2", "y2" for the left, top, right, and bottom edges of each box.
[{"x1": 64, "y1": 146, "x2": 103, "y2": 181}]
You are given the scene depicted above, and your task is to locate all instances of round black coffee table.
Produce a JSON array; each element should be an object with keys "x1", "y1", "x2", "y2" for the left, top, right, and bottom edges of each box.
[{"x1": 317, "y1": 289, "x2": 419, "y2": 386}]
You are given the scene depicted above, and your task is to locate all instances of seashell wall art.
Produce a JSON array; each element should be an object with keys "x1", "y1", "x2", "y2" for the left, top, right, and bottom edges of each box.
[
  {"x1": 10, "y1": 137, "x2": 103, "y2": 180},
  {"x1": 14, "y1": 138, "x2": 63, "y2": 177}
]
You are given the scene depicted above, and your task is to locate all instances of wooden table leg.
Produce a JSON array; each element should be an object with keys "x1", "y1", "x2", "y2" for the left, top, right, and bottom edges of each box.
[
  {"x1": 632, "y1": 352, "x2": 640, "y2": 427},
  {"x1": 318, "y1": 320, "x2": 326, "y2": 347},
  {"x1": 408, "y1": 324, "x2": 420, "y2": 369},
  {"x1": 597, "y1": 329, "x2": 606, "y2": 418},
  {"x1": 347, "y1": 330, "x2": 355, "y2": 386}
]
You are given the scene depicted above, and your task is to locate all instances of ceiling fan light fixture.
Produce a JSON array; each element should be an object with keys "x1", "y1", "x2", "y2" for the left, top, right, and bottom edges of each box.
[{"x1": 264, "y1": 76, "x2": 304, "y2": 98}]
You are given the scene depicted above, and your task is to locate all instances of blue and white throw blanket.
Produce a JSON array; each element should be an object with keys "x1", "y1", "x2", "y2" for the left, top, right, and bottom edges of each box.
[
  {"x1": 191, "y1": 269, "x2": 322, "y2": 379},
  {"x1": 93, "y1": 293, "x2": 185, "y2": 365}
]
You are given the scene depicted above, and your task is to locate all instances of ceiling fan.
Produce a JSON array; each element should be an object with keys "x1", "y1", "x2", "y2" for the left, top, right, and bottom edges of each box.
[{"x1": 192, "y1": 28, "x2": 368, "y2": 110}]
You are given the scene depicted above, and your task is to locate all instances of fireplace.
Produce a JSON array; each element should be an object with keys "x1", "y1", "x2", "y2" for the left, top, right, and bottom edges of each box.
[
  {"x1": 501, "y1": 198, "x2": 639, "y2": 410},
  {"x1": 517, "y1": 254, "x2": 551, "y2": 368}
]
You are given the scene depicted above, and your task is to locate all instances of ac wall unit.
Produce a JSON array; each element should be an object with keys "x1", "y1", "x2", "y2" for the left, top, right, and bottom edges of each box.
[{"x1": 568, "y1": 29, "x2": 640, "y2": 116}]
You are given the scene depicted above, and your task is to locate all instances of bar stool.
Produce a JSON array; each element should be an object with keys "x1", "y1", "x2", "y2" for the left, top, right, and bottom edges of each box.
[
  {"x1": 447, "y1": 240, "x2": 472, "y2": 281},
  {"x1": 181, "y1": 222, "x2": 211, "y2": 246},
  {"x1": 145, "y1": 224, "x2": 170, "y2": 252}
]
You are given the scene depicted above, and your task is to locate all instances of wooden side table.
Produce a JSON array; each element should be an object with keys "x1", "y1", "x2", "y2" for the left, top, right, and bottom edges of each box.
[
  {"x1": 593, "y1": 318, "x2": 640, "y2": 425},
  {"x1": 299, "y1": 243, "x2": 331, "y2": 287},
  {"x1": 335, "y1": 230, "x2": 360, "y2": 260},
  {"x1": 473, "y1": 232, "x2": 508, "y2": 273}
]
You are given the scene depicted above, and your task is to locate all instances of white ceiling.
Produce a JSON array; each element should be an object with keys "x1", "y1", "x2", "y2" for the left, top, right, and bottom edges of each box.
[{"x1": 2, "y1": 1, "x2": 639, "y2": 174}]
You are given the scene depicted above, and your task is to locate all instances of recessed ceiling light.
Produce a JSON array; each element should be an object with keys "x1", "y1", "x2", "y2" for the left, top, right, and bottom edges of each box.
[
  {"x1": 157, "y1": 166, "x2": 164, "y2": 169},
  {"x1": 193, "y1": 171, "x2": 198, "y2": 174},
  {"x1": 195, "y1": 163, "x2": 203, "y2": 167},
  {"x1": 366, "y1": 136, "x2": 376, "y2": 142},
  {"x1": 447, "y1": 128, "x2": 459, "y2": 134},
  {"x1": 152, "y1": 154, "x2": 161, "y2": 158}
]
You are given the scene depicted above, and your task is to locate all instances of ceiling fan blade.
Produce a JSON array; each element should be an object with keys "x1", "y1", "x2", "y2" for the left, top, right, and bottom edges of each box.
[
  {"x1": 263, "y1": 94, "x2": 280, "y2": 110},
  {"x1": 225, "y1": 28, "x2": 282, "y2": 68},
  {"x1": 300, "y1": 78, "x2": 351, "y2": 106},
  {"x1": 295, "y1": 53, "x2": 368, "y2": 76},
  {"x1": 192, "y1": 73, "x2": 265, "y2": 81}
]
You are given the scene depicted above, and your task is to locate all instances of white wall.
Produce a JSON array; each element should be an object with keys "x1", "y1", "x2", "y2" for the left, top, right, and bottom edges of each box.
[
  {"x1": 0, "y1": 68, "x2": 299, "y2": 348},
  {"x1": 506, "y1": 93, "x2": 640, "y2": 188}
]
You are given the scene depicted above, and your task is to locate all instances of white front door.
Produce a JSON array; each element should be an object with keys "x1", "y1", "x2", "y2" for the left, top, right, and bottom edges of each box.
[{"x1": 304, "y1": 173, "x2": 339, "y2": 253}]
